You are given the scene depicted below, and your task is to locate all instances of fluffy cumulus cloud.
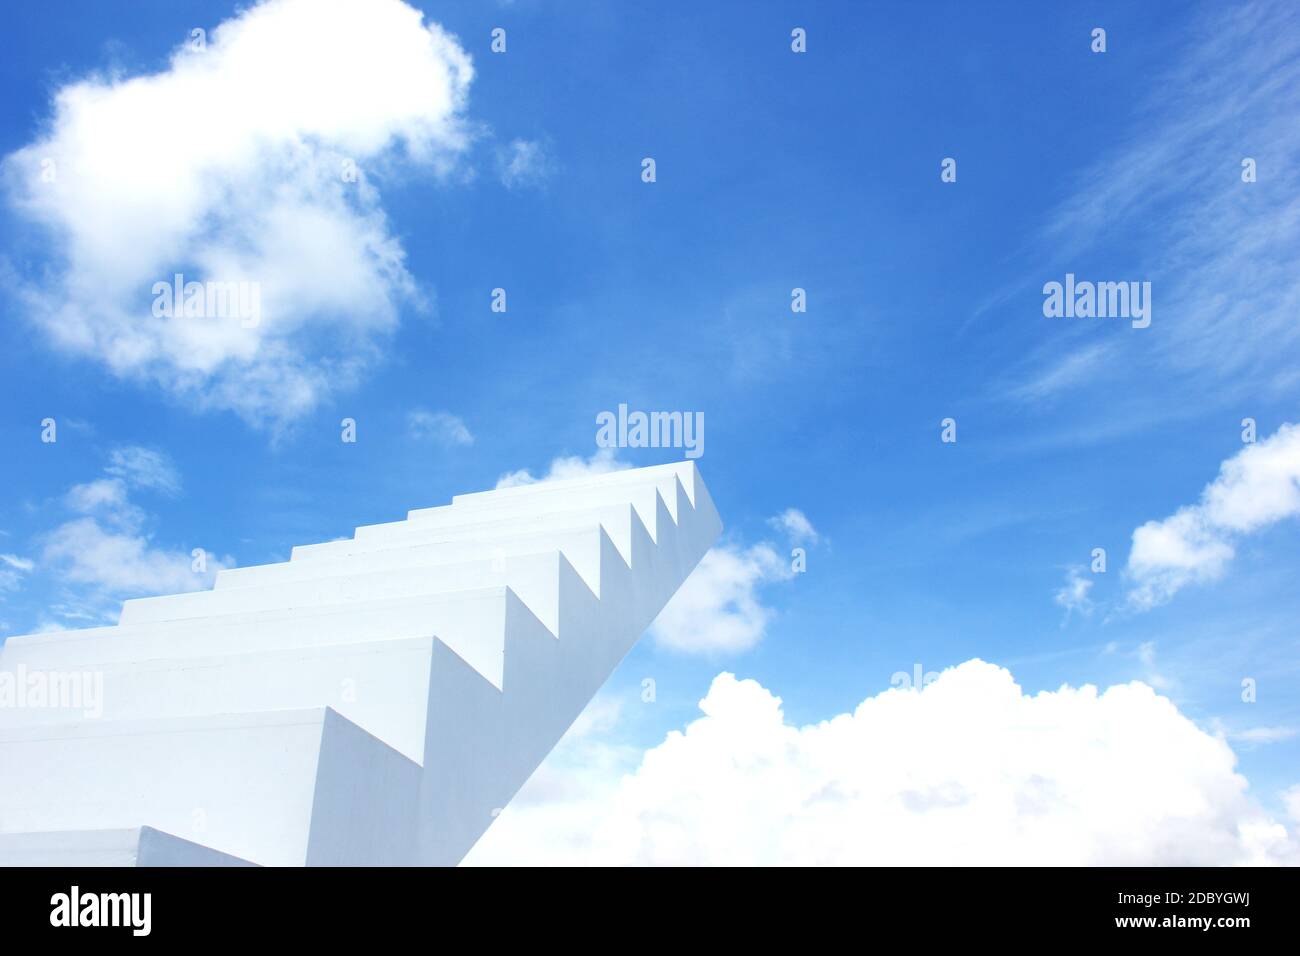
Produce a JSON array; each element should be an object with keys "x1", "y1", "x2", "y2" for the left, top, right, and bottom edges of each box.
[
  {"x1": 496, "y1": 448, "x2": 629, "y2": 489},
  {"x1": 651, "y1": 509, "x2": 817, "y2": 655},
  {"x1": 64, "y1": 478, "x2": 139, "y2": 522},
  {"x1": 650, "y1": 543, "x2": 788, "y2": 654},
  {"x1": 466, "y1": 661, "x2": 1298, "y2": 866},
  {"x1": 43, "y1": 519, "x2": 221, "y2": 598},
  {"x1": 495, "y1": 451, "x2": 817, "y2": 657},
  {"x1": 1285, "y1": 785, "x2": 1300, "y2": 825},
  {"x1": 38, "y1": 448, "x2": 231, "y2": 621},
  {"x1": 1127, "y1": 422, "x2": 1300, "y2": 609},
  {"x1": 2, "y1": 0, "x2": 474, "y2": 427}
]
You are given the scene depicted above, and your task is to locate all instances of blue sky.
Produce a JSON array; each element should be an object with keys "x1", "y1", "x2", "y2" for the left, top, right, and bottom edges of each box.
[{"x1": 2, "y1": 0, "x2": 1299, "y2": 863}]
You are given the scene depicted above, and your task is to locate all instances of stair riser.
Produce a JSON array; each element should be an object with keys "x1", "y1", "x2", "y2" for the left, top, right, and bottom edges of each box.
[
  {"x1": 291, "y1": 503, "x2": 647, "y2": 563},
  {"x1": 0, "y1": 639, "x2": 436, "y2": 764},
  {"x1": 215, "y1": 525, "x2": 604, "y2": 593},
  {"x1": 0, "y1": 709, "x2": 420, "y2": 867},
  {"x1": 0, "y1": 714, "x2": 324, "y2": 865},
  {"x1": 6, "y1": 589, "x2": 511, "y2": 687},
  {"x1": 0, "y1": 463, "x2": 724, "y2": 867},
  {"x1": 390, "y1": 482, "x2": 670, "y2": 540},
  {"x1": 450, "y1": 462, "x2": 700, "y2": 510},
  {"x1": 121, "y1": 550, "x2": 566, "y2": 634}
]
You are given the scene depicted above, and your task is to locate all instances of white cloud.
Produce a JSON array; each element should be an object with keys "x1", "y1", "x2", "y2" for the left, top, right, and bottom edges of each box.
[
  {"x1": 651, "y1": 507, "x2": 819, "y2": 655},
  {"x1": 496, "y1": 138, "x2": 552, "y2": 189},
  {"x1": 65, "y1": 479, "x2": 137, "y2": 522},
  {"x1": 496, "y1": 448, "x2": 629, "y2": 489},
  {"x1": 39, "y1": 451, "x2": 232, "y2": 617},
  {"x1": 1134, "y1": 640, "x2": 1171, "y2": 691},
  {"x1": 63, "y1": 446, "x2": 181, "y2": 529},
  {"x1": 466, "y1": 660, "x2": 1298, "y2": 865},
  {"x1": 407, "y1": 409, "x2": 473, "y2": 446},
  {"x1": 504, "y1": 470, "x2": 812, "y2": 658},
  {"x1": 1284, "y1": 785, "x2": 1300, "y2": 825},
  {"x1": 1054, "y1": 566, "x2": 1094, "y2": 619},
  {"x1": 650, "y1": 542, "x2": 789, "y2": 655},
  {"x1": 1127, "y1": 422, "x2": 1300, "y2": 609},
  {"x1": 989, "y1": 2, "x2": 1300, "y2": 404},
  {"x1": 1039, "y1": 1, "x2": 1300, "y2": 390},
  {"x1": 1007, "y1": 343, "x2": 1118, "y2": 404},
  {"x1": 767, "y1": 507, "x2": 820, "y2": 545},
  {"x1": 1230, "y1": 726, "x2": 1297, "y2": 745},
  {"x1": 0, "y1": 553, "x2": 34, "y2": 594},
  {"x1": 42, "y1": 518, "x2": 223, "y2": 598},
  {"x1": 2, "y1": 0, "x2": 474, "y2": 427},
  {"x1": 105, "y1": 446, "x2": 182, "y2": 495}
]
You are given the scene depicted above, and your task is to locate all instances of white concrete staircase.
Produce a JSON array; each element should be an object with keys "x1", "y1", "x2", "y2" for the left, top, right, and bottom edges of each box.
[{"x1": 0, "y1": 462, "x2": 721, "y2": 866}]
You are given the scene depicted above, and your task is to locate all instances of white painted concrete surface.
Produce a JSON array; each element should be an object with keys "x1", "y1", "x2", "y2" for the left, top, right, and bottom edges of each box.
[{"x1": 0, "y1": 461, "x2": 721, "y2": 866}]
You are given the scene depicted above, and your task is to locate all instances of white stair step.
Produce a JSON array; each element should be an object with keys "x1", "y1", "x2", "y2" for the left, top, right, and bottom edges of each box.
[
  {"x1": 7, "y1": 588, "x2": 513, "y2": 689},
  {"x1": 0, "y1": 826, "x2": 257, "y2": 867},
  {"x1": 0, "y1": 636, "x2": 437, "y2": 763},
  {"x1": 161, "y1": 509, "x2": 685, "y2": 639},
  {"x1": 450, "y1": 461, "x2": 702, "y2": 510},
  {"x1": 0, "y1": 708, "x2": 420, "y2": 866},
  {"x1": 387, "y1": 475, "x2": 679, "y2": 539},
  {"x1": 291, "y1": 500, "x2": 654, "y2": 564},
  {"x1": 121, "y1": 549, "x2": 569, "y2": 636},
  {"x1": 416, "y1": 584, "x2": 625, "y2": 864},
  {"x1": 0, "y1": 461, "x2": 724, "y2": 866},
  {"x1": 215, "y1": 523, "x2": 606, "y2": 594}
]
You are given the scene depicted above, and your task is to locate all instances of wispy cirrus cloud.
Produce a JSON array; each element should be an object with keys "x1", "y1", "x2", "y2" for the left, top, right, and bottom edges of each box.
[
  {"x1": 1001, "y1": 0, "x2": 1300, "y2": 402},
  {"x1": 496, "y1": 138, "x2": 554, "y2": 189},
  {"x1": 105, "y1": 446, "x2": 182, "y2": 496},
  {"x1": 1053, "y1": 566, "x2": 1094, "y2": 621},
  {"x1": 1004, "y1": 342, "x2": 1119, "y2": 404},
  {"x1": 0, "y1": 553, "x2": 35, "y2": 594},
  {"x1": 1230, "y1": 726, "x2": 1297, "y2": 747},
  {"x1": 407, "y1": 409, "x2": 474, "y2": 446}
]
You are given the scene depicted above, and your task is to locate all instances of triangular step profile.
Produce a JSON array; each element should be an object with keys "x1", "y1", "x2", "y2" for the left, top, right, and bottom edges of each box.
[
  {"x1": 0, "y1": 707, "x2": 421, "y2": 866},
  {"x1": 0, "y1": 462, "x2": 722, "y2": 866}
]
